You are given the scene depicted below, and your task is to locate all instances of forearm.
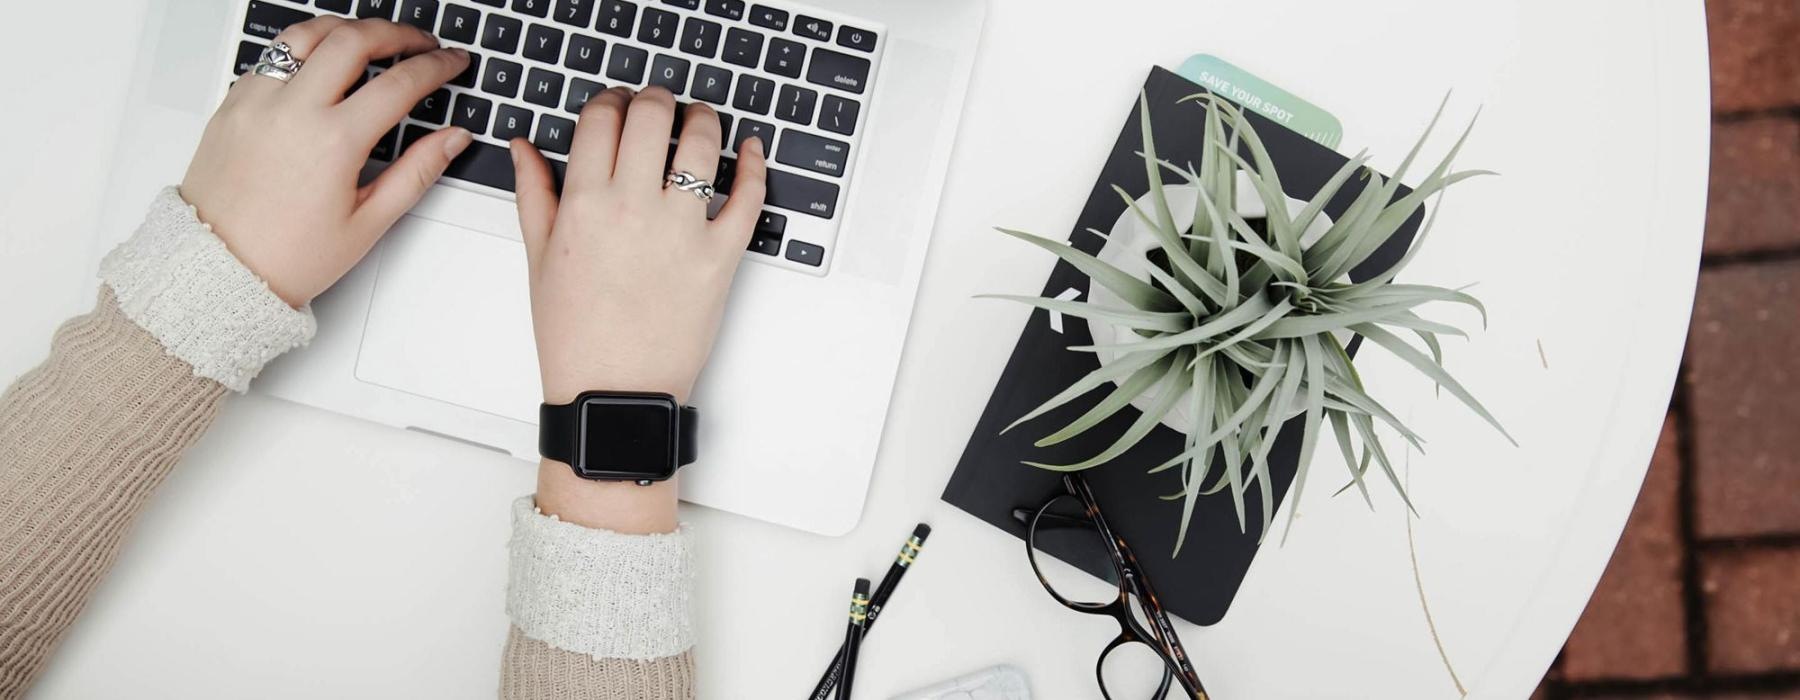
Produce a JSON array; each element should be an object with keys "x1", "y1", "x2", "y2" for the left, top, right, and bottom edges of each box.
[
  {"x1": 0, "y1": 291, "x2": 227, "y2": 696},
  {"x1": 0, "y1": 189, "x2": 313, "y2": 697}
]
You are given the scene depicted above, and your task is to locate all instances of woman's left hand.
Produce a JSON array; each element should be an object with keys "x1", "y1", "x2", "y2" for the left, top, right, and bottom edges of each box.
[{"x1": 180, "y1": 17, "x2": 474, "y2": 307}]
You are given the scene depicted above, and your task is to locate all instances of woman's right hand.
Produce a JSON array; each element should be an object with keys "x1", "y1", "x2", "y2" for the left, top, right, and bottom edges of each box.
[
  {"x1": 511, "y1": 86, "x2": 767, "y2": 408},
  {"x1": 510, "y1": 86, "x2": 767, "y2": 533}
]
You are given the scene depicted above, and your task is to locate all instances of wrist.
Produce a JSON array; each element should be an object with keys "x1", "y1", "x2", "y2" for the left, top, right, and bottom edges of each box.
[
  {"x1": 542, "y1": 374, "x2": 695, "y2": 405},
  {"x1": 535, "y1": 460, "x2": 680, "y2": 534}
]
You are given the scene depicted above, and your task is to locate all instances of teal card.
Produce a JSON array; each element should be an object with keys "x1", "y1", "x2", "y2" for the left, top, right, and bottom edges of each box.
[{"x1": 1176, "y1": 54, "x2": 1343, "y2": 149}]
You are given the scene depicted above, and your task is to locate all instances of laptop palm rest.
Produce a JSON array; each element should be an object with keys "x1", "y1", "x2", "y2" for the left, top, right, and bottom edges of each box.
[{"x1": 355, "y1": 215, "x2": 541, "y2": 426}]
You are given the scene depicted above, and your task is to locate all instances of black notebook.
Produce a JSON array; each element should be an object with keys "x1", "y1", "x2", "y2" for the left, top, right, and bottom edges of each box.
[{"x1": 942, "y1": 66, "x2": 1424, "y2": 626}]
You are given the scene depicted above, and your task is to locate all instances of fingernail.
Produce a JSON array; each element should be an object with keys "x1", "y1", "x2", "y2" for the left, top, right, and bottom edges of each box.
[
  {"x1": 449, "y1": 47, "x2": 469, "y2": 59},
  {"x1": 444, "y1": 127, "x2": 473, "y2": 158},
  {"x1": 510, "y1": 141, "x2": 521, "y2": 166},
  {"x1": 747, "y1": 135, "x2": 765, "y2": 156}
]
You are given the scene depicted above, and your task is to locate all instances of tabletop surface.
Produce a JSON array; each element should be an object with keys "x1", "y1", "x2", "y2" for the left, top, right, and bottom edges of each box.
[{"x1": 0, "y1": 1, "x2": 1709, "y2": 698}]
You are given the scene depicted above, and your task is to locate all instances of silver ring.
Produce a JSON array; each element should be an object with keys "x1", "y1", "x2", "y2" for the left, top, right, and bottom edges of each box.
[
  {"x1": 664, "y1": 170, "x2": 716, "y2": 203},
  {"x1": 251, "y1": 42, "x2": 304, "y2": 83}
]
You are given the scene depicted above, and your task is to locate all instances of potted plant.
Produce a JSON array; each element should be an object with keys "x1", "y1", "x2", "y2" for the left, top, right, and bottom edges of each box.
[{"x1": 987, "y1": 93, "x2": 1512, "y2": 551}]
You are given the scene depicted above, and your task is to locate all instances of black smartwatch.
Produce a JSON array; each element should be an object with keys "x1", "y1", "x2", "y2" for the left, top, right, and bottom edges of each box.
[{"x1": 539, "y1": 391, "x2": 698, "y2": 483}]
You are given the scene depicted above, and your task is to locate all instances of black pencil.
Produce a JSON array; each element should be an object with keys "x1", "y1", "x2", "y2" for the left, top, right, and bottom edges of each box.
[
  {"x1": 808, "y1": 524, "x2": 932, "y2": 700},
  {"x1": 836, "y1": 578, "x2": 871, "y2": 700}
]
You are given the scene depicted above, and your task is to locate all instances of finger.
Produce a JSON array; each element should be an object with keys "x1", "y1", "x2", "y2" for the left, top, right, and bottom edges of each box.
[
  {"x1": 341, "y1": 47, "x2": 469, "y2": 139},
  {"x1": 238, "y1": 15, "x2": 348, "y2": 94},
  {"x1": 613, "y1": 86, "x2": 679, "y2": 189},
  {"x1": 668, "y1": 102, "x2": 723, "y2": 186},
  {"x1": 288, "y1": 19, "x2": 441, "y2": 104},
  {"x1": 510, "y1": 139, "x2": 560, "y2": 269},
  {"x1": 351, "y1": 127, "x2": 475, "y2": 236},
  {"x1": 564, "y1": 87, "x2": 632, "y2": 192},
  {"x1": 710, "y1": 135, "x2": 767, "y2": 246},
  {"x1": 269, "y1": 14, "x2": 348, "y2": 60}
]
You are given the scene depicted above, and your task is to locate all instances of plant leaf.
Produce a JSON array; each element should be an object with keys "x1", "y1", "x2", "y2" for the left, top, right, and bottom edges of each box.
[
  {"x1": 1003, "y1": 349, "x2": 1170, "y2": 433},
  {"x1": 1034, "y1": 354, "x2": 1174, "y2": 447},
  {"x1": 978, "y1": 294, "x2": 1192, "y2": 333},
  {"x1": 1024, "y1": 350, "x2": 1192, "y2": 472},
  {"x1": 993, "y1": 227, "x2": 1179, "y2": 312},
  {"x1": 1069, "y1": 292, "x2": 1275, "y2": 354},
  {"x1": 1349, "y1": 323, "x2": 1516, "y2": 445}
]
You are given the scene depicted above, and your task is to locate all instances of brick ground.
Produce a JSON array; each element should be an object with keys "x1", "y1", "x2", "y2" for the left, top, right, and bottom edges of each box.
[
  {"x1": 1703, "y1": 548, "x2": 1800, "y2": 675},
  {"x1": 1706, "y1": 118, "x2": 1800, "y2": 255},
  {"x1": 1706, "y1": 0, "x2": 1800, "y2": 112},
  {"x1": 1562, "y1": 416, "x2": 1688, "y2": 681},
  {"x1": 1536, "y1": 6, "x2": 1800, "y2": 699},
  {"x1": 1686, "y1": 261, "x2": 1800, "y2": 538}
]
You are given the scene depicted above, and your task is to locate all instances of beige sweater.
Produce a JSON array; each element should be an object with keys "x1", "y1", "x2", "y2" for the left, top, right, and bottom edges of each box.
[{"x1": 0, "y1": 191, "x2": 695, "y2": 698}]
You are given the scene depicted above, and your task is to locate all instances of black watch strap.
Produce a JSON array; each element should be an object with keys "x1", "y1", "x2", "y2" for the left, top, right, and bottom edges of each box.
[{"x1": 538, "y1": 395, "x2": 699, "y2": 469}]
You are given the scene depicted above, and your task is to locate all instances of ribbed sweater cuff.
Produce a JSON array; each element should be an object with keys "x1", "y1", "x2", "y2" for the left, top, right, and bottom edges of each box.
[
  {"x1": 505, "y1": 496, "x2": 696, "y2": 661},
  {"x1": 98, "y1": 186, "x2": 315, "y2": 392}
]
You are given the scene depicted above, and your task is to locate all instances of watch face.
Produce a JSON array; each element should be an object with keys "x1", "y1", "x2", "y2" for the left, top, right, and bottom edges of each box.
[{"x1": 576, "y1": 395, "x2": 679, "y2": 480}]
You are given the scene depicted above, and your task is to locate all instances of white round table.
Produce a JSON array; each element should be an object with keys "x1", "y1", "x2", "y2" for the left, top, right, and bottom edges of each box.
[{"x1": 0, "y1": 1, "x2": 1708, "y2": 698}]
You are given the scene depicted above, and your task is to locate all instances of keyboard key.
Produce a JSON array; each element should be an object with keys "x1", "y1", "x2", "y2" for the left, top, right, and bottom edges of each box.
[
  {"x1": 638, "y1": 8, "x2": 678, "y2": 47},
  {"x1": 450, "y1": 52, "x2": 481, "y2": 87},
  {"x1": 732, "y1": 74, "x2": 773, "y2": 114},
  {"x1": 721, "y1": 27, "x2": 761, "y2": 68},
  {"x1": 471, "y1": 0, "x2": 505, "y2": 7},
  {"x1": 597, "y1": 0, "x2": 636, "y2": 37},
  {"x1": 818, "y1": 94, "x2": 858, "y2": 135},
  {"x1": 766, "y1": 169, "x2": 837, "y2": 218},
  {"x1": 441, "y1": 135, "x2": 521, "y2": 191},
  {"x1": 481, "y1": 15, "x2": 524, "y2": 53},
  {"x1": 565, "y1": 77, "x2": 604, "y2": 113},
  {"x1": 481, "y1": 57, "x2": 523, "y2": 98},
  {"x1": 775, "y1": 84, "x2": 816, "y2": 125},
  {"x1": 316, "y1": 0, "x2": 353, "y2": 13},
  {"x1": 704, "y1": 0, "x2": 744, "y2": 20},
  {"x1": 748, "y1": 233, "x2": 781, "y2": 256},
  {"x1": 397, "y1": 0, "x2": 438, "y2": 30},
  {"x1": 245, "y1": 1, "x2": 311, "y2": 40},
  {"x1": 534, "y1": 114, "x2": 576, "y2": 154},
  {"x1": 776, "y1": 130, "x2": 848, "y2": 177},
  {"x1": 713, "y1": 154, "x2": 738, "y2": 192},
  {"x1": 411, "y1": 87, "x2": 452, "y2": 123},
  {"x1": 748, "y1": 4, "x2": 787, "y2": 31},
  {"x1": 662, "y1": 0, "x2": 700, "y2": 8},
  {"x1": 605, "y1": 44, "x2": 648, "y2": 83},
  {"x1": 679, "y1": 18, "x2": 721, "y2": 58},
  {"x1": 785, "y1": 240, "x2": 823, "y2": 265},
  {"x1": 764, "y1": 38, "x2": 803, "y2": 78},
  {"x1": 512, "y1": 0, "x2": 551, "y2": 18},
  {"x1": 523, "y1": 24, "x2": 564, "y2": 63},
  {"x1": 836, "y1": 25, "x2": 876, "y2": 52},
  {"x1": 793, "y1": 15, "x2": 830, "y2": 41},
  {"x1": 452, "y1": 93, "x2": 494, "y2": 133},
  {"x1": 732, "y1": 118, "x2": 775, "y2": 153},
  {"x1": 648, "y1": 54, "x2": 690, "y2": 94},
  {"x1": 565, "y1": 34, "x2": 606, "y2": 73},
  {"x1": 356, "y1": 0, "x2": 397, "y2": 20},
  {"x1": 372, "y1": 126, "x2": 400, "y2": 161},
  {"x1": 440, "y1": 4, "x2": 480, "y2": 42},
  {"x1": 495, "y1": 104, "x2": 534, "y2": 140},
  {"x1": 805, "y1": 47, "x2": 869, "y2": 94},
  {"x1": 234, "y1": 41, "x2": 264, "y2": 76},
  {"x1": 524, "y1": 67, "x2": 565, "y2": 107},
  {"x1": 690, "y1": 64, "x2": 731, "y2": 104},
  {"x1": 554, "y1": 0, "x2": 596, "y2": 27},
  {"x1": 756, "y1": 210, "x2": 787, "y2": 234}
]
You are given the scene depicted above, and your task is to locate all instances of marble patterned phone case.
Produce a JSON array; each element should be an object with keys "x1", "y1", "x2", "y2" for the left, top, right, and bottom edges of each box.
[{"x1": 891, "y1": 664, "x2": 1032, "y2": 700}]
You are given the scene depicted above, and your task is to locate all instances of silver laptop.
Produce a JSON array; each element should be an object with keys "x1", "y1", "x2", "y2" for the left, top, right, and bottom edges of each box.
[{"x1": 95, "y1": 0, "x2": 986, "y2": 535}]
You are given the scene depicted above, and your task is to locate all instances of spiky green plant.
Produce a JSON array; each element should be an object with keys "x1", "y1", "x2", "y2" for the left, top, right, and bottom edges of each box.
[{"x1": 987, "y1": 92, "x2": 1513, "y2": 552}]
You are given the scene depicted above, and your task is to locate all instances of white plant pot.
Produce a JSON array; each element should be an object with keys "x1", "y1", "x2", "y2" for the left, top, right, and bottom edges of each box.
[{"x1": 1086, "y1": 174, "x2": 1331, "y2": 433}]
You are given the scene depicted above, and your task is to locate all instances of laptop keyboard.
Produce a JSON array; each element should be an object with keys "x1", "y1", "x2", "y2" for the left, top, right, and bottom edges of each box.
[{"x1": 230, "y1": 0, "x2": 885, "y2": 274}]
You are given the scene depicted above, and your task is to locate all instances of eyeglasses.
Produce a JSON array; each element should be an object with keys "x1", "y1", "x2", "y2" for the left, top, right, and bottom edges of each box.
[{"x1": 1013, "y1": 473, "x2": 1208, "y2": 700}]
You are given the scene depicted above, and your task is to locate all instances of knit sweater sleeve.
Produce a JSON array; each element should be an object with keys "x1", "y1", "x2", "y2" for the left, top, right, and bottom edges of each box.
[{"x1": 0, "y1": 188, "x2": 698, "y2": 699}]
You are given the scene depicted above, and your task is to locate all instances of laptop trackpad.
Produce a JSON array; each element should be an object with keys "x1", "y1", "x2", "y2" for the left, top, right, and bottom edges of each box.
[{"x1": 355, "y1": 216, "x2": 540, "y2": 424}]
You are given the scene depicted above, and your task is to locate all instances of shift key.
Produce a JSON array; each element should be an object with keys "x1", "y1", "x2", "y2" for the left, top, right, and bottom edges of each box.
[
  {"x1": 775, "y1": 131, "x2": 850, "y2": 177},
  {"x1": 764, "y1": 168, "x2": 839, "y2": 218}
]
